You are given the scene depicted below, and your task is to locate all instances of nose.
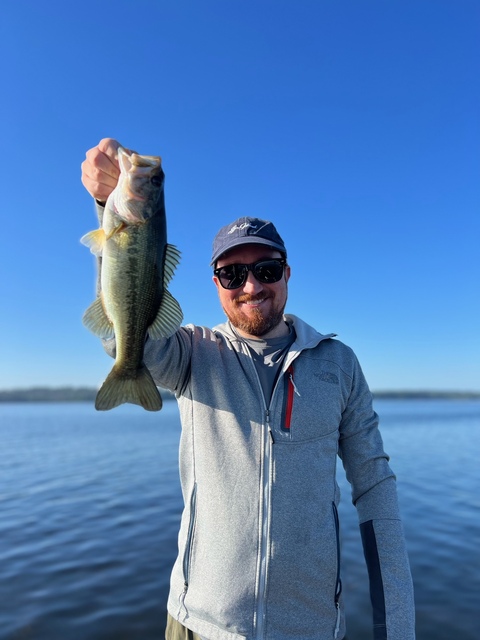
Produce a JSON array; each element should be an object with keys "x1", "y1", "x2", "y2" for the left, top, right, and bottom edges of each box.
[{"x1": 242, "y1": 269, "x2": 263, "y2": 294}]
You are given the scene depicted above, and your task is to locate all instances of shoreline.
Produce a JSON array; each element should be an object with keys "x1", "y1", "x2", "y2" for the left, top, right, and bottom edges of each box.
[{"x1": 0, "y1": 387, "x2": 479, "y2": 403}]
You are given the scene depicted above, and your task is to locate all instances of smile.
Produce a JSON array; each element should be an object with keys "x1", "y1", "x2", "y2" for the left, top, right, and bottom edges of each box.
[{"x1": 237, "y1": 297, "x2": 268, "y2": 308}]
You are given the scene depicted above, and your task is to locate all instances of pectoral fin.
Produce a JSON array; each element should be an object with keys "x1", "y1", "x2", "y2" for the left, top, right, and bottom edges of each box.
[
  {"x1": 80, "y1": 223, "x2": 127, "y2": 256},
  {"x1": 80, "y1": 228, "x2": 106, "y2": 256},
  {"x1": 148, "y1": 289, "x2": 183, "y2": 340},
  {"x1": 82, "y1": 297, "x2": 115, "y2": 339}
]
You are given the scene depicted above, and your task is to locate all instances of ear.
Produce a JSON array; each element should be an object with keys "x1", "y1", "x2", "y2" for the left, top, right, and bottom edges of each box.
[
  {"x1": 284, "y1": 264, "x2": 291, "y2": 283},
  {"x1": 212, "y1": 274, "x2": 221, "y2": 290}
]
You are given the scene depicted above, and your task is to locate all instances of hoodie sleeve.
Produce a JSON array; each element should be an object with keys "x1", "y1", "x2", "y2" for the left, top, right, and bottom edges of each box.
[
  {"x1": 143, "y1": 327, "x2": 193, "y2": 395},
  {"x1": 338, "y1": 354, "x2": 416, "y2": 640},
  {"x1": 360, "y1": 515, "x2": 415, "y2": 640}
]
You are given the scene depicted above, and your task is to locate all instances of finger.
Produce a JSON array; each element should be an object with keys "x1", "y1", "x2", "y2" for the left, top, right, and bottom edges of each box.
[
  {"x1": 98, "y1": 137, "x2": 122, "y2": 164},
  {"x1": 81, "y1": 159, "x2": 118, "y2": 201},
  {"x1": 97, "y1": 138, "x2": 139, "y2": 172},
  {"x1": 85, "y1": 146, "x2": 120, "y2": 182}
]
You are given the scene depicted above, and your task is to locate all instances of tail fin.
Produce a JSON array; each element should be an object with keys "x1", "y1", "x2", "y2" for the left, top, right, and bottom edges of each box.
[{"x1": 95, "y1": 363, "x2": 162, "y2": 411}]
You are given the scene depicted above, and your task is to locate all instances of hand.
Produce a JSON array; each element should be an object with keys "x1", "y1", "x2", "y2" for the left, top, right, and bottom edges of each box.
[{"x1": 81, "y1": 138, "x2": 122, "y2": 203}]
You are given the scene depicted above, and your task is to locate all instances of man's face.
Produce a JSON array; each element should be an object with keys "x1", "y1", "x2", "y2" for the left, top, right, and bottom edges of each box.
[{"x1": 213, "y1": 244, "x2": 291, "y2": 339}]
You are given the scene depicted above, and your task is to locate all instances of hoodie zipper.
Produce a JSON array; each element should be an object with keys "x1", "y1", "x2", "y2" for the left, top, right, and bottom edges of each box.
[
  {"x1": 236, "y1": 342, "x2": 275, "y2": 640},
  {"x1": 332, "y1": 501, "x2": 342, "y2": 639},
  {"x1": 254, "y1": 364, "x2": 297, "y2": 639},
  {"x1": 178, "y1": 482, "x2": 197, "y2": 615},
  {"x1": 255, "y1": 407, "x2": 273, "y2": 640},
  {"x1": 238, "y1": 340, "x2": 299, "y2": 640}
]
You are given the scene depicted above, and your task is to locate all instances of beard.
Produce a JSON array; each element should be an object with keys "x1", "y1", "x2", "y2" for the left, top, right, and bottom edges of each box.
[{"x1": 223, "y1": 293, "x2": 287, "y2": 337}]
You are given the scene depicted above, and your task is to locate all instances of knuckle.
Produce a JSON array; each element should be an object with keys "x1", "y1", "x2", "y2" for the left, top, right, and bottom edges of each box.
[
  {"x1": 99, "y1": 137, "x2": 120, "y2": 152},
  {"x1": 90, "y1": 165, "x2": 103, "y2": 181}
]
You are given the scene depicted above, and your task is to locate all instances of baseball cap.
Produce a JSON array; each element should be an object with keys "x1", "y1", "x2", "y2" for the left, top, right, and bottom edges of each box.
[{"x1": 211, "y1": 217, "x2": 287, "y2": 265}]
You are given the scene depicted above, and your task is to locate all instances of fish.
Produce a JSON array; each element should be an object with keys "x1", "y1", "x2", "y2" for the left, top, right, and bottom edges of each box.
[{"x1": 81, "y1": 147, "x2": 182, "y2": 411}]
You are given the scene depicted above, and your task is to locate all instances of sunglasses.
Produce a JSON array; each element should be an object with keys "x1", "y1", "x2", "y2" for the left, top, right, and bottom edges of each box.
[{"x1": 214, "y1": 258, "x2": 286, "y2": 290}]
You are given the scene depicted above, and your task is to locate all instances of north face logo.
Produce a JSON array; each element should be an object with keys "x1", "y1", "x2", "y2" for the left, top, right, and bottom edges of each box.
[{"x1": 314, "y1": 371, "x2": 339, "y2": 385}]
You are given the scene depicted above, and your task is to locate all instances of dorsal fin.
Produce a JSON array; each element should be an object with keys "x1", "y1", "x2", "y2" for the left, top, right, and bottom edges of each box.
[{"x1": 163, "y1": 244, "x2": 181, "y2": 287}]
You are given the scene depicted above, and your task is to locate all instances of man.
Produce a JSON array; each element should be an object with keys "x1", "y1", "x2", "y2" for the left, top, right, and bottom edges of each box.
[{"x1": 81, "y1": 139, "x2": 415, "y2": 640}]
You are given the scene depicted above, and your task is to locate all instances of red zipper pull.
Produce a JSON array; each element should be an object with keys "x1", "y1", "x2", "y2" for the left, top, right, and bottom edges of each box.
[{"x1": 284, "y1": 365, "x2": 296, "y2": 430}]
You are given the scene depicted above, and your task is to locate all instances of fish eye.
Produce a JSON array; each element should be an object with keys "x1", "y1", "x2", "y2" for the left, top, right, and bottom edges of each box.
[{"x1": 150, "y1": 175, "x2": 163, "y2": 186}]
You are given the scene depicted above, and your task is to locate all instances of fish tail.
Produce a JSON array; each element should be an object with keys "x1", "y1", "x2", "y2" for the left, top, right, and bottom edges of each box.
[{"x1": 95, "y1": 363, "x2": 162, "y2": 412}]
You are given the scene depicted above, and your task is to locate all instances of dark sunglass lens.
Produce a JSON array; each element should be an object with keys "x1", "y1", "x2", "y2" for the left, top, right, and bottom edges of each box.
[
  {"x1": 254, "y1": 261, "x2": 284, "y2": 283},
  {"x1": 216, "y1": 260, "x2": 284, "y2": 289},
  {"x1": 219, "y1": 264, "x2": 247, "y2": 289}
]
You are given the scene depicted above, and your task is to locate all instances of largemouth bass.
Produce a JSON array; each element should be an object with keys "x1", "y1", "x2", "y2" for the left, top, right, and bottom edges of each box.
[{"x1": 81, "y1": 147, "x2": 182, "y2": 411}]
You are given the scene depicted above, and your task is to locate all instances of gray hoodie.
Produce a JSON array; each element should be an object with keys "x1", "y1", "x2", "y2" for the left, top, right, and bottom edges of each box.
[{"x1": 140, "y1": 315, "x2": 415, "y2": 640}]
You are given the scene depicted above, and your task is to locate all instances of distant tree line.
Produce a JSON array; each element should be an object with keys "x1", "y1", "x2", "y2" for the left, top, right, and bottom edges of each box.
[
  {"x1": 0, "y1": 387, "x2": 478, "y2": 403},
  {"x1": 0, "y1": 387, "x2": 176, "y2": 403},
  {"x1": 0, "y1": 387, "x2": 479, "y2": 403},
  {"x1": 372, "y1": 390, "x2": 480, "y2": 400}
]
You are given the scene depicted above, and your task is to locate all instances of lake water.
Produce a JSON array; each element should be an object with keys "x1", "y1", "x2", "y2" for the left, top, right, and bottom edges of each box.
[{"x1": 1, "y1": 399, "x2": 479, "y2": 639}]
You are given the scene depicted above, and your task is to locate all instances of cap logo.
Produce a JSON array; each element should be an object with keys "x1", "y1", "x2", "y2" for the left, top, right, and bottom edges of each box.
[{"x1": 228, "y1": 222, "x2": 258, "y2": 235}]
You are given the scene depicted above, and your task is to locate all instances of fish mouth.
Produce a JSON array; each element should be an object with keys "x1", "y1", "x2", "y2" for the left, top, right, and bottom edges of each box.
[
  {"x1": 118, "y1": 147, "x2": 162, "y2": 171},
  {"x1": 113, "y1": 147, "x2": 164, "y2": 222},
  {"x1": 130, "y1": 153, "x2": 162, "y2": 168},
  {"x1": 117, "y1": 147, "x2": 162, "y2": 204}
]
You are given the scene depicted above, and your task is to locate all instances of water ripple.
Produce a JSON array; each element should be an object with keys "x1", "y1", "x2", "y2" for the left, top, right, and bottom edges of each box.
[{"x1": 1, "y1": 400, "x2": 479, "y2": 639}]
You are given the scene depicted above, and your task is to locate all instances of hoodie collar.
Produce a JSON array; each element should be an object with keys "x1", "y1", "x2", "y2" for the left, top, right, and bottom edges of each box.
[{"x1": 214, "y1": 314, "x2": 336, "y2": 352}]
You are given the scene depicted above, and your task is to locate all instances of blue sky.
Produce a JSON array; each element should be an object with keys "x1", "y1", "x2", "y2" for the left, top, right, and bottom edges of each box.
[{"x1": 1, "y1": 0, "x2": 478, "y2": 391}]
